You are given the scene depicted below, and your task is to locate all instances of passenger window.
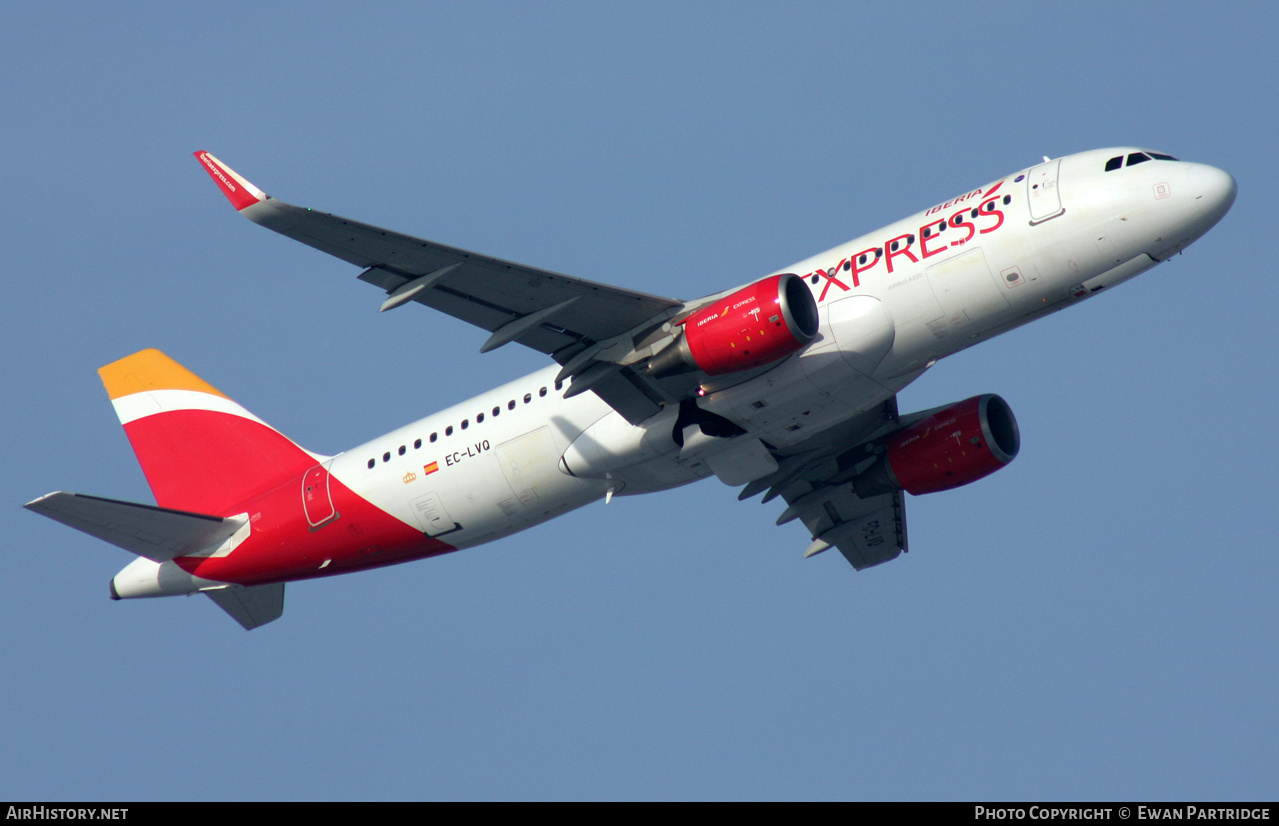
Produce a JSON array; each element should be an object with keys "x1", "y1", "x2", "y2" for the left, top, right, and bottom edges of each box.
[
  {"x1": 476, "y1": 412, "x2": 484, "y2": 423},
  {"x1": 430, "y1": 432, "x2": 438, "y2": 443},
  {"x1": 508, "y1": 400, "x2": 516, "y2": 410},
  {"x1": 398, "y1": 445, "x2": 406, "y2": 456},
  {"x1": 414, "y1": 438, "x2": 421, "y2": 449},
  {"x1": 382, "y1": 452, "x2": 390, "y2": 463},
  {"x1": 493, "y1": 406, "x2": 500, "y2": 417},
  {"x1": 367, "y1": 459, "x2": 375, "y2": 469},
  {"x1": 461, "y1": 419, "x2": 469, "y2": 430},
  {"x1": 1105, "y1": 156, "x2": 1123, "y2": 172},
  {"x1": 524, "y1": 393, "x2": 532, "y2": 404},
  {"x1": 445, "y1": 426, "x2": 453, "y2": 436},
  {"x1": 554, "y1": 379, "x2": 563, "y2": 391},
  {"x1": 1003, "y1": 195, "x2": 1011, "y2": 205},
  {"x1": 539, "y1": 387, "x2": 547, "y2": 397}
]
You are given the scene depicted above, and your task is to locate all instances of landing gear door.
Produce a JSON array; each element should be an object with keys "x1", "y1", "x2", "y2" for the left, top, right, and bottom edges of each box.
[{"x1": 1026, "y1": 158, "x2": 1064, "y2": 223}]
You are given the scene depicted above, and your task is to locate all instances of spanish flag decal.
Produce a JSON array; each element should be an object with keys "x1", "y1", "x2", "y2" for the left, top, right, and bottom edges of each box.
[{"x1": 423, "y1": 461, "x2": 439, "y2": 475}]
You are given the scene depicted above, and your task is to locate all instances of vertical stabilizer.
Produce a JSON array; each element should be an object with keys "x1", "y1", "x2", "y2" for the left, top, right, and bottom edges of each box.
[{"x1": 99, "y1": 349, "x2": 322, "y2": 515}]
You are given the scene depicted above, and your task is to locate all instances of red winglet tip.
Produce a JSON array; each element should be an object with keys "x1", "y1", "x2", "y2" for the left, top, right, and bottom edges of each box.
[{"x1": 194, "y1": 151, "x2": 266, "y2": 211}]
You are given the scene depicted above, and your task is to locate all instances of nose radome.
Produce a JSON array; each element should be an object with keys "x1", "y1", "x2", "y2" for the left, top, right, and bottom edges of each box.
[{"x1": 1189, "y1": 163, "x2": 1237, "y2": 225}]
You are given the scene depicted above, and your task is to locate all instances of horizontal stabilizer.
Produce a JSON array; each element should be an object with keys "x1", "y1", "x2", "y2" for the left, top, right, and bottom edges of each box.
[
  {"x1": 24, "y1": 491, "x2": 244, "y2": 562},
  {"x1": 204, "y1": 583, "x2": 285, "y2": 630}
]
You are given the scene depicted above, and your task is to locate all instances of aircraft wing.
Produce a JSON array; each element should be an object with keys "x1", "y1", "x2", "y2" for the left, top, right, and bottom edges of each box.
[
  {"x1": 744, "y1": 398, "x2": 909, "y2": 570},
  {"x1": 195, "y1": 152, "x2": 684, "y2": 423}
]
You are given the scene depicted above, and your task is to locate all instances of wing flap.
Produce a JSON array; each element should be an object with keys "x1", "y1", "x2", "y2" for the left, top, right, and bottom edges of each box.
[
  {"x1": 813, "y1": 491, "x2": 908, "y2": 571},
  {"x1": 24, "y1": 491, "x2": 242, "y2": 562},
  {"x1": 758, "y1": 397, "x2": 909, "y2": 570},
  {"x1": 588, "y1": 368, "x2": 664, "y2": 423}
]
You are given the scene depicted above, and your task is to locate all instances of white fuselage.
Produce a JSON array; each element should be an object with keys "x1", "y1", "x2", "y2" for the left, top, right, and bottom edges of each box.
[{"x1": 326, "y1": 148, "x2": 1236, "y2": 552}]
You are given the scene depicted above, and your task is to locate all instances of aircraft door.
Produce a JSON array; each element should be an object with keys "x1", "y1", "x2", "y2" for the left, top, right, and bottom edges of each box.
[
  {"x1": 302, "y1": 461, "x2": 338, "y2": 528},
  {"x1": 1026, "y1": 158, "x2": 1064, "y2": 223}
]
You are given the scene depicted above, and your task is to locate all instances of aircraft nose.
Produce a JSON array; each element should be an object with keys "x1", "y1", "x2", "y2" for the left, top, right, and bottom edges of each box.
[{"x1": 1189, "y1": 163, "x2": 1237, "y2": 226}]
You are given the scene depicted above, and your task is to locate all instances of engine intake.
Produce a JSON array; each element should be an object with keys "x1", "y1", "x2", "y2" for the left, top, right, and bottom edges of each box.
[
  {"x1": 853, "y1": 394, "x2": 1020, "y2": 497},
  {"x1": 648, "y1": 273, "x2": 819, "y2": 378}
]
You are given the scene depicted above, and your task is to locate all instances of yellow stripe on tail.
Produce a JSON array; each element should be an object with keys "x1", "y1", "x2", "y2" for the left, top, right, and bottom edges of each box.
[{"x1": 99, "y1": 349, "x2": 229, "y2": 401}]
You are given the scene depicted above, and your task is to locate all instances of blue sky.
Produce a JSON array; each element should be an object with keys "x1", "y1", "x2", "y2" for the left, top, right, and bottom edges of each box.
[{"x1": 3, "y1": 1, "x2": 1275, "y2": 801}]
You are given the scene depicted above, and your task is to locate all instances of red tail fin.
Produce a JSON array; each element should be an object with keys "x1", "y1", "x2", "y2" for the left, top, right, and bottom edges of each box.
[{"x1": 99, "y1": 350, "x2": 320, "y2": 515}]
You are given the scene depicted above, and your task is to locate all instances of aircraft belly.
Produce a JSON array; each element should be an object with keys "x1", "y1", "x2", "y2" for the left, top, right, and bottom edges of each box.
[
  {"x1": 560, "y1": 407, "x2": 679, "y2": 479},
  {"x1": 692, "y1": 301, "x2": 895, "y2": 447},
  {"x1": 611, "y1": 455, "x2": 713, "y2": 494}
]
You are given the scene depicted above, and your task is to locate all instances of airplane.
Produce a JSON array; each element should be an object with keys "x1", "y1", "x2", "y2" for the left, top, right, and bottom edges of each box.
[{"x1": 25, "y1": 148, "x2": 1236, "y2": 629}]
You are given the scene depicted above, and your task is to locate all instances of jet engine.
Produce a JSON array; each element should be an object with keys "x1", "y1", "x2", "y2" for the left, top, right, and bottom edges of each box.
[
  {"x1": 648, "y1": 273, "x2": 819, "y2": 378},
  {"x1": 853, "y1": 394, "x2": 1020, "y2": 497}
]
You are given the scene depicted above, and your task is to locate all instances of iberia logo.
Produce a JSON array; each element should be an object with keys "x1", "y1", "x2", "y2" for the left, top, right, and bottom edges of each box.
[
  {"x1": 804, "y1": 179, "x2": 1009, "y2": 302},
  {"x1": 402, "y1": 471, "x2": 417, "y2": 484}
]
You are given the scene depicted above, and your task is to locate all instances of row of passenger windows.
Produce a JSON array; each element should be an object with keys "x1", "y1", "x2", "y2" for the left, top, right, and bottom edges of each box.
[
  {"x1": 1104, "y1": 152, "x2": 1179, "y2": 172},
  {"x1": 365, "y1": 380, "x2": 563, "y2": 469}
]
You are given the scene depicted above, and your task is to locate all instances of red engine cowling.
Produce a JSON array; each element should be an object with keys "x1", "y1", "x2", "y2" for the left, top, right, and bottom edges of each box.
[
  {"x1": 648, "y1": 273, "x2": 819, "y2": 378},
  {"x1": 853, "y1": 394, "x2": 1020, "y2": 497}
]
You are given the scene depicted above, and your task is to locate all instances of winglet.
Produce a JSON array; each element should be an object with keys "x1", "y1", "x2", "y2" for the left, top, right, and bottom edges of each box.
[{"x1": 194, "y1": 151, "x2": 267, "y2": 211}]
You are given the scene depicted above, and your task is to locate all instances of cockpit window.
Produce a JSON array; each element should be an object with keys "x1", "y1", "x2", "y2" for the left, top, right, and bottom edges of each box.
[{"x1": 1107, "y1": 151, "x2": 1180, "y2": 172}]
